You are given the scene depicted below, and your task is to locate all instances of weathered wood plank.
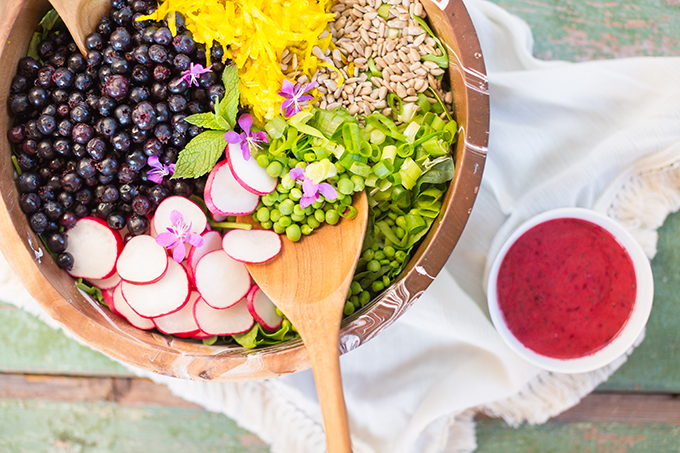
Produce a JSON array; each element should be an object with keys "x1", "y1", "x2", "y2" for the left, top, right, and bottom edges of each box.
[
  {"x1": 488, "y1": 0, "x2": 680, "y2": 61},
  {"x1": 475, "y1": 417, "x2": 680, "y2": 453},
  {"x1": 0, "y1": 399, "x2": 270, "y2": 453}
]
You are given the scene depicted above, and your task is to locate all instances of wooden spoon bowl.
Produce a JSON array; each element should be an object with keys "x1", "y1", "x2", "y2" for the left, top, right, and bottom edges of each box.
[{"x1": 0, "y1": 0, "x2": 488, "y2": 382}]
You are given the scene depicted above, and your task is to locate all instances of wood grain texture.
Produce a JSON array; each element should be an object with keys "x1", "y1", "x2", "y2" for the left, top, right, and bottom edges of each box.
[{"x1": 488, "y1": 0, "x2": 680, "y2": 61}]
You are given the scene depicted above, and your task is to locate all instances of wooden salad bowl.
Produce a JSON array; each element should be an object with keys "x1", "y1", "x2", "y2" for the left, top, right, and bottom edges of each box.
[{"x1": 0, "y1": 0, "x2": 489, "y2": 381}]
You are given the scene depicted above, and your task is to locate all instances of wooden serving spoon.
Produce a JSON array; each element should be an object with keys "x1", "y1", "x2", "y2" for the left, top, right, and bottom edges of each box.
[
  {"x1": 48, "y1": 0, "x2": 110, "y2": 55},
  {"x1": 242, "y1": 192, "x2": 368, "y2": 453}
]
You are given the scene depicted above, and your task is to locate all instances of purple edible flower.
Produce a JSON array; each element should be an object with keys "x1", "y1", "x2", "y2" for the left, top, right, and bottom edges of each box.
[
  {"x1": 179, "y1": 62, "x2": 213, "y2": 87},
  {"x1": 155, "y1": 210, "x2": 204, "y2": 263},
  {"x1": 289, "y1": 166, "x2": 338, "y2": 209},
  {"x1": 224, "y1": 114, "x2": 268, "y2": 161},
  {"x1": 146, "y1": 156, "x2": 175, "y2": 184},
  {"x1": 278, "y1": 79, "x2": 318, "y2": 118}
]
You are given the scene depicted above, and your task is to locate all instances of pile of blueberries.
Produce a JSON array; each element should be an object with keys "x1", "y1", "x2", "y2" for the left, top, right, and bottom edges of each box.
[{"x1": 7, "y1": 0, "x2": 226, "y2": 269}]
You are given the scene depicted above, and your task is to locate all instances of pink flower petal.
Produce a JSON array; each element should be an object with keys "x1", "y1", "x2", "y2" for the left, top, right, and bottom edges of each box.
[
  {"x1": 279, "y1": 79, "x2": 296, "y2": 96},
  {"x1": 156, "y1": 232, "x2": 179, "y2": 248},
  {"x1": 289, "y1": 167, "x2": 304, "y2": 180},
  {"x1": 172, "y1": 242, "x2": 186, "y2": 263},
  {"x1": 225, "y1": 130, "x2": 242, "y2": 144},
  {"x1": 318, "y1": 183, "x2": 338, "y2": 200},
  {"x1": 300, "y1": 194, "x2": 317, "y2": 209},
  {"x1": 169, "y1": 210, "x2": 184, "y2": 226},
  {"x1": 302, "y1": 178, "x2": 318, "y2": 197},
  {"x1": 188, "y1": 233, "x2": 204, "y2": 248},
  {"x1": 238, "y1": 114, "x2": 253, "y2": 134}
]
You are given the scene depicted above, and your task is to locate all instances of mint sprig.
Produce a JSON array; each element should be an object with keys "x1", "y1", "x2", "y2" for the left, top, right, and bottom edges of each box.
[{"x1": 173, "y1": 63, "x2": 240, "y2": 179}]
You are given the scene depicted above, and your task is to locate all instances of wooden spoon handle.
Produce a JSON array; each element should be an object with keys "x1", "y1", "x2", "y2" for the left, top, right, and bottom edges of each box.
[{"x1": 302, "y1": 325, "x2": 352, "y2": 453}]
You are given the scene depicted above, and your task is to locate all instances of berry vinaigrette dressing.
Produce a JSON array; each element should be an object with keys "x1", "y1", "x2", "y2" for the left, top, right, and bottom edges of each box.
[{"x1": 496, "y1": 218, "x2": 637, "y2": 359}]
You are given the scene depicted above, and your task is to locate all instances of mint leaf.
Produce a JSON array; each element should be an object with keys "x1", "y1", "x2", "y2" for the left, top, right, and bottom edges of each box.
[
  {"x1": 184, "y1": 112, "x2": 229, "y2": 130},
  {"x1": 40, "y1": 9, "x2": 62, "y2": 33},
  {"x1": 219, "y1": 64, "x2": 240, "y2": 128},
  {"x1": 173, "y1": 130, "x2": 227, "y2": 179}
]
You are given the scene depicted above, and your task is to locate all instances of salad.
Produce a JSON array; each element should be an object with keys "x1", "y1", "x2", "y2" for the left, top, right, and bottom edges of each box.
[{"x1": 6, "y1": 0, "x2": 457, "y2": 348}]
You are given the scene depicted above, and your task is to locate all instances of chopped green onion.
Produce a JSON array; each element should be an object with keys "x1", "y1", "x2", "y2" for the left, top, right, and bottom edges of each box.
[
  {"x1": 377, "y1": 3, "x2": 391, "y2": 20},
  {"x1": 412, "y1": 16, "x2": 449, "y2": 69},
  {"x1": 265, "y1": 115, "x2": 288, "y2": 139},
  {"x1": 387, "y1": 93, "x2": 403, "y2": 115}
]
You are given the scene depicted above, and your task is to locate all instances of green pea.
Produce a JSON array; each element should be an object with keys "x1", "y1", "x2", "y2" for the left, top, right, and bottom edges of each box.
[
  {"x1": 350, "y1": 295, "x2": 360, "y2": 308},
  {"x1": 366, "y1": 259, "x2": 381, "y2": 273},
  {"x1": 371, "y1": 280, "x2": 384, "y2": 292},
  {"x1": 384, "y1": 246, "x2": 396, "y2": 258},
  {"x1": 291, "y1": 213, "x2": 305, "y2": 222},
  {"x1": 260, "y1": 220, "x2": 273, "y2": 230},
  {"x1": 395, "y1": 226, "x2": 405, "y2": 239},
  {"x1": 290, "y1": 188, "x2": 302, "y2": 201},
  {"x1": 273, "y1": 222, "x2": 286, "y2": 234},
  {"x1": 337, "y1": 177, "x2": 354, "y2": 195},
  {"x1": 256, "y1": 207, "x2": 270, "y2": 222},
  {"x1": 359, "y1": 290, "x2": 371, "y2": 306},
  {"x1": 270, "y1": 209, "x2": 282, "y2": 222},
  {"x1": 343, "y1": 301, "x2": 355, "y2": 316},
  {"x1": 395, "y1": 250, "x2": 407, "y2": 263},
  {"x1": 307, "y1": 216, "x2": 320, "y2": 229},
  {"x1": 362, "y1": 249, "x2": 375, "y2": 261},
  {"x1": 293, "y1": 204, "x2": 305, "y2": 216},
  {"x1": 371, "y1": 241, "x2": 380, "y2": 251},
  {"x1": 279, "y1": 199, "x2": 295, "y2": 216},
  {"x1": 276, "y1": 183, "x2": 290, "y2": 194},
  {"x1": 396, "y1": 216, "x2": 407, "y2": 229},
  {"x1": 339, "y1": 195, "x2": 352, "y2": 206},
  {"x1": 278, "y1": 191, "x2": 289, "y2": 202},
  {"x1": 301, "y1": 224, "x2": 313, "y2": 235},
  {"x1": 350, "y1": 175, "x2": 365, "y2": 192},
  {"x1": 325, "y1": 209, "x2": 340, "y2": 225},
  {"x1": 262, "y1": 194, "x2": 276, "y2": 207},
  {"x1": 286, "y1": 224, "x2": 302, "y2": 242},
  {"x1": 382, "y1": 275, "x2": 391, "y2": 286},
  {"x1": 281, "y1": 174, "x2": 296, "y2": 190},
  {"x1": 256, "y1": 154, "x2": 269, "y2": 168},
  {"x1": 374, "y1": 250, "x2": 386, "y2": 261},
  {"x1": 379, "y1": 259, "x2": 390, "y2": 266},
  {"x1": 314, "y1": 209, "x2": 326, "y2": 223},
  {"x1": 385, "y1": 217, "x2": 395, "y2": 226},
  {"x1": 304, "y1": 205, "x2": 314, "y2": 216},
  {"x1": 350, "y1": 281, "x2": 362, "y2": 295},
  {"x1": 266, "y1": 161, "x2": 283, "y2": 177},
  {"x1": 312, "y1": 199, "x2": 324, "y2": 210},
  {"x1": 278, "y1": 215, "x2": 292, "y2": 228},
  {"x1": 390, "y1": 260, "x2": 401, "y2": 269}
]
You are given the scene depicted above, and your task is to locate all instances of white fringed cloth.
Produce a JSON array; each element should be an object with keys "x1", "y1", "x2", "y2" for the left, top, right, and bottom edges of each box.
[{"x1": 4, "y1": 1, "x2": 680, "y2": 451}]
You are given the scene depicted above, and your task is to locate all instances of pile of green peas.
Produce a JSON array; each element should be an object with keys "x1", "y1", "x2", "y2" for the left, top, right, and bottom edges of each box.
[{"x1": 252, "y1": 154, "x2": 365, "y2": 242}]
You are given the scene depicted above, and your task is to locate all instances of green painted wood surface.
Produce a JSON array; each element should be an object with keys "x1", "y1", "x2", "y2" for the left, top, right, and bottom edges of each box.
[
  {"x1": 598, "y1": 210, "x2": 680, "y2": 392},
  {"x1": 475, "y1": 418, "x2": 680, "y2": 453},
  {"x1": 488, "y1": 0, "x2": 680, "y2": 61},
  {"x1": 0, "y1": 399, "x2": 270, "y2": 453},
  {"x1": 0, "y1": 302, "x2": 130, "y2": 376}
]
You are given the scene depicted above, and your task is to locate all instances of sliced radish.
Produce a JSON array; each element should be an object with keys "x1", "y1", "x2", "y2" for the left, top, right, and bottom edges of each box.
[
  {"x1": 222, "y1": 229, "x2": 281, "y2": 263},
  {"x1": 227, "y1": 142, "x2": 277, "y2": 195},
  {"x1": 121, "y1": 259, "x2": 190, "y2": 318},
  {"x1": 65, "y1": 217, "x2": 123, "y2": 280},
  {"x1": 102, "y1": 288, "x2": 117, "y2": 314},
  {"x1": 186, "y1": 230, "x2": 223, "y2": 283},
  {"x1": 194, "y1": 250, "x2": 250, "y2": 309},
  {"x1": 153, "y1": 291, "x2": 201, "y2": 336},
  {"x1": 116, "y1": 235, "x2": 169, "y2": 284},
  {"x1": 88, "y1": 272, "x2": 122, "y2": 290},
  {"x1": 192, "y1": 330, "x2": 215, "y2": 339},
  {"x1": 152, "y1": 196, "x2": 207, "y2": 239},
  {"x1": 247, "y1": 285, "x2": 283, "y2": 331},
  {"x1": 111, "y1": 283, "x2": 155, "y2": 330},
  {"x1": 204, "y1": 160, "x2": 259, "y2": 216},
  {"x1": 194, "y1": 295, "x2": 254, "y2": 336}
]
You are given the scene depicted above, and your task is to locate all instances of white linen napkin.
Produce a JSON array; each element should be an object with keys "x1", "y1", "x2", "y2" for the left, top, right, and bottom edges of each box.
[{"x1": 4, "y1": 1, "x2": 680, "y2": 452}]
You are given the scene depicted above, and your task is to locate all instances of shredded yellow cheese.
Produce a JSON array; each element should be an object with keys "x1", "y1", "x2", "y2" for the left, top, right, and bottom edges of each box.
[{"x1": 139, "y1": 0, "x2": 336, "y2": 123}]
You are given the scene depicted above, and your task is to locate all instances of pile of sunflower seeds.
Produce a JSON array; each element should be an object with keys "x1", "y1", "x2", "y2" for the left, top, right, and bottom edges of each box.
[{"x1": 280, "y1": 0, "x2": 453, "y2": 119}]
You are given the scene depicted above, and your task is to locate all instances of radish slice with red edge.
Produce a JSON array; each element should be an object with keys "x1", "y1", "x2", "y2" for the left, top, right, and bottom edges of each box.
[
  {"x1": 204, "y1": 160, "x2": 259, "y2": 216},
  {"x1": 226, "y1": 142, "x2": 278, "y2": 195},
  {"x1": 88, "y1": 272, "x2": 122, "y2": 290},
  {"x1": 187, "y1": 230, "x2": 223, "y2": 283},
  {"x1": 247, "y1": 285, "x2": 283, "y2": 331},
  {"x1": 116, "y1": 235, "x2": 169, "y2": 284},
  {"x1": 192, "y1": 330, "x2": 215, "y2": 339},
  {"x1": 121, "y1": 259, "x2": 190, "y2": 318},
  {"x1": 111, "y1": 283, "x2": 155, "y2": 330},
  {"x1": 194, "y1": 250, "x2": 251, "y2": 309},
  {"x1": 65, "y1": 217, "x2": 123, "y2": 280},
  {"x1": 152, "y1": 196, "x2": 207, "y2": 239},
  {"x1": 194, "y1": 295, "x2": 254, "y2": 336},
  {"x1": 153, "y1": 291, "x2": 202, "y2": 336},
  {"x1": 102, "y1": 288, "x2": 117, "y2": 315},
  {"x1": 222, "y1": 229, "x2": 281, "y2": 263}
]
